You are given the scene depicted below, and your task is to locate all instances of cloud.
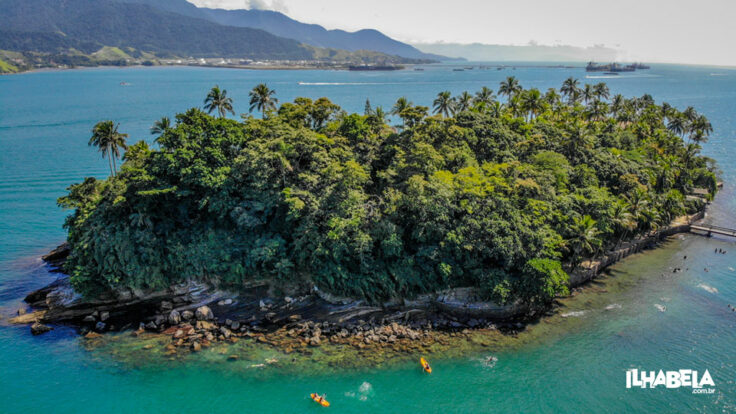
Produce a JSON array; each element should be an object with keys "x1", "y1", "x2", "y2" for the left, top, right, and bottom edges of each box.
[
  {"x1": 244, "y1": 0, "x2": 289, "y2": 12},
  {"x1": 189, "y1": 0, "x2": 288, "y2": 12}
]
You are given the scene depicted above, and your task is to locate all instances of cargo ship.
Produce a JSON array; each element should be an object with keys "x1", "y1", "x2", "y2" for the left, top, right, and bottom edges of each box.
[{"x1": 586, "y1": 62, "x2": 651, "y2": 72}]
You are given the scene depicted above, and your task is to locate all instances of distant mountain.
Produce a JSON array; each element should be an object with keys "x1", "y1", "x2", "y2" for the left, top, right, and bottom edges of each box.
[
  {"x1": 413, "y1": 43, "x2": 621, "y2": 62},
  {"x1": 120, "y1": 0, "x2": 445, "y2": 61},
  {"x1": 0, "y1": 0, "x2": 314, "y2": 59}
]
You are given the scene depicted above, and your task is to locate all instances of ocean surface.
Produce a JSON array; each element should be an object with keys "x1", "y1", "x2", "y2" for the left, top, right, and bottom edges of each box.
[{"x1": 1, "y1": 63, "x2": 735, "y2": 413}]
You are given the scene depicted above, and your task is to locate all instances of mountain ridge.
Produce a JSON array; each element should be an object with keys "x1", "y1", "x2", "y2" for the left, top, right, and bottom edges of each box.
[{"x1": 120, "y1": 0, "x2": 445, "y2": 60}]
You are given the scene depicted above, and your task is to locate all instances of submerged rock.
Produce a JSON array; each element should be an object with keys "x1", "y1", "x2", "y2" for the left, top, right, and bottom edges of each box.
[{"x1": 30, "y1": 322, "x2": 52, "y2": 335}]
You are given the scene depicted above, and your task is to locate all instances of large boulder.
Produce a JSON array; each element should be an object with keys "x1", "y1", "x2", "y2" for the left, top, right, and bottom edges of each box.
[
  {"x1": 195, "y1": 306, "x2": 214, "y2": 321},
  {"x1": 168, "y1": 310, "x2": 181, "y2": 325}
]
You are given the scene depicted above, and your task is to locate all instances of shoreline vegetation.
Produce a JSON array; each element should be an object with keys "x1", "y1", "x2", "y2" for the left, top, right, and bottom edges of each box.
[
  {"x1": 0, "y1": 48, "x2": 435, "y2": 75},
  {"x1": 11, "y1": 77, "x2": 719, "y2": 358},
  {"x1": 0, "y1": 58, "x2": 589, "y2": 76}
]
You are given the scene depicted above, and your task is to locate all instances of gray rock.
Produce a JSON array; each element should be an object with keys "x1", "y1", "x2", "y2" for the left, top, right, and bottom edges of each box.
[
  {"x1": 230, "y1": 321, "x2": 240, "y2": 330},
  {"x1": 181, "y1": 310, "x2": 194, "y2": 321},
  {"x1": 168, "y1": 310, "x2": 181, "y2": 325},
  {"x1": 160, "y1": 301, "x2": 173, "y2": 311},
  {"x1": 195, "y1": 306, "x2": 214, "y2": 321},
  {"x1": 99, "y1": 311, "x2": 110, "y2": 322},
  {"x1": 219, "y1": 327, "x2": 232, "y2": 339},
  {"x1": 225, "y1": 319, "x2": 233, "y2": 326},
  {"x1": 83, "y1": 315, "x2": 96, "y2": 323},
  {"x1": 154, "y1": 314, "x2": 166, "y2": 326},
  {"x1": 145, "y1": 321, "x2": 158, "y2": 331},
  {"x1": 222, "y1": 298, "x2": 233, "y2": 305},
  {"x1": 31, "y1": 322, "x2": 52, "y2": 335},
  {"x1": 95, "y1": 321, "x2": 106, "y2": 332}
]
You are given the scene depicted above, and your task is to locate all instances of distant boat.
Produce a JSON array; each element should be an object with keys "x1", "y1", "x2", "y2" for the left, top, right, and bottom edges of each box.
[
  {"x1": 453, "y1": 68, "x2": 465, "y2": 72},
  {"x1": 348, "y1": 65, "x2": 402, "y2": 71},
  {"x1": 604, "y1": 72, "x2": 619, "y2": 76},
  {"x1": 414, "y1": 68, "x2": 425, "y2": 71},
  {"x1": 120, "y1": 82, "x2": 130, "y2": 86},
  {"x1": 464, "y1": 66, "x2": 474, "y2": 70}
]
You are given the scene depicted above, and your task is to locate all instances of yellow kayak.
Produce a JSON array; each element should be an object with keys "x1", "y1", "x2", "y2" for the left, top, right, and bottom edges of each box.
[
  {"x1": 420, "y1": 357, "x2": 432, "y2": 374},
  {"x1": 310, "y1": 393, "x2": 330, "y2": 407}
]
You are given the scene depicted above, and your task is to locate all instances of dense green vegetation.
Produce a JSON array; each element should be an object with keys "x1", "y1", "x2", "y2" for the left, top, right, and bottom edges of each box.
[{"x1": 59, "y1": 77, "x2": 717, "y2": 309}]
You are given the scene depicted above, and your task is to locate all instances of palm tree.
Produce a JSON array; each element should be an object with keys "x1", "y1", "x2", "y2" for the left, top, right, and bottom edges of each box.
[
  {"x1": 521, "y1": 89, "x2": 545, "y2": 121},
  {"x1": 433, "y1": 91, "x2": 455, "y2": 117},
  {"x1": 499, "y1": 76, "x2": 522, "y2": 99},
  {"x1": 89, "y1": 121, "x2": 128, "y2": 177},
  {"x1": 560, "y1": 77, "x2": 580, "y2": 104},
  {"x1": 568, "y1": 215, "x2": 601, "y2": 267},
  {"x1": 150, "y1": 116, "x2": 171, "y2": 143},
  {"x1": 204, "y1": 85, "x2": 235, "y2": 118},
  {"x1": 248, "y1": 83, "x2": 278, "y2": 116},
  {"x1": 667, "y1": 113, "x2": 686, "y2": 137},
  {"x1": 689, "y1": 114, "x2": 713, "y2": 144},
  {"x1": 544, "y1": 88, "x2": 561, "y2": 106},
  {"x1": 593, "y1": 83, "x2": 610, "y2": 101},
  {"x1": 581, "y1": 84, "x2": 595, "y2": 104},
  {"x1": 455, "y1": 91, "x2": 473, "y2": 113},
  {"x1": 390, "y1": 97, "x2": 412, "y2": 116},
  {"x1": 474, "y1": 86, "x2": 495, "y2": 106},
  {"x1": 610, "y1": 94, "x2": 625, "y2": 116}
]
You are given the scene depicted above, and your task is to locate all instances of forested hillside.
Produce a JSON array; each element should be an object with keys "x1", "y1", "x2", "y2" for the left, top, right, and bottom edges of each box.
[{"x1": 60, "y1": 79, "x2": 717, "y2": 309}]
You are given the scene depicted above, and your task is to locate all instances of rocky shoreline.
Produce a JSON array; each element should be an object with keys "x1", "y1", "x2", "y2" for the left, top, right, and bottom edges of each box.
[{"x1": 8, "y1": 208, "x2": 706, "y2": 357}]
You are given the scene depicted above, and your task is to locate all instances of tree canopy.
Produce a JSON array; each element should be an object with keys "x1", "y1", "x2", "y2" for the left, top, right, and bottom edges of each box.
[{"x1": 60, "y1": 80, "x2": 718, "y2": 310}]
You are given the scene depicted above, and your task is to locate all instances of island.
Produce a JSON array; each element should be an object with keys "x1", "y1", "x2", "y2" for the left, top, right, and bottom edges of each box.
[{"x1": 14, "y1": 77, "x2": 719, "y2": 357}]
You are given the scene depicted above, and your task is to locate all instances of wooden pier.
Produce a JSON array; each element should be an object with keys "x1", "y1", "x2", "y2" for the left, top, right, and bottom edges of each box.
[{"x1": 689, "y1": 224, "x2": 736, "y2": 238}]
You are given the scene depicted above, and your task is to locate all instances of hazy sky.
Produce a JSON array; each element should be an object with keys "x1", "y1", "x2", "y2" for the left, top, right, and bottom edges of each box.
[{"x1": 191, "y1": 0, "x2": 736, "y2": 66}]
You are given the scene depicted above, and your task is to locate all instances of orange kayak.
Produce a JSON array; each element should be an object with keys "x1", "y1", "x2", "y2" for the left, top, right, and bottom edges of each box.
[
  {"x1": 310, "y1": 393, "x2": 330, "y2": 407},
  {"x1": 420, "y1": 357, "x2": 432, "y2": 373}
]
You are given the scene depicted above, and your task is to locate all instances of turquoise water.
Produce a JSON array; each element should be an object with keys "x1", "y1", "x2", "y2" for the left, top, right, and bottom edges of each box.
[{"x1": 1, "y1": 64, "x2": 736, "y2": 413}]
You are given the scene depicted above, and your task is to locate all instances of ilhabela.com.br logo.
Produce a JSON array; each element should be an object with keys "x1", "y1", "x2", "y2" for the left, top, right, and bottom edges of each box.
[{"x1": 626, "y1": 369, "x2": 715, "y2": 394}]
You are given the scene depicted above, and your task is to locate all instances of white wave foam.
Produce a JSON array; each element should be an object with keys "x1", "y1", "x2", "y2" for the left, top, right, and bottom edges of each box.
[
  {"x1": 654, "y1": 304, "x2": 667, "y2": 312},
  {"x1": 477, "y1": 355, "x2": 498, "y2": 368},
  {"x1": 605, "y1": 303, "x2": 622, "y2": 310},
  {"x1": 698, "y1": 284, "x2": 719, "y2": 294},
  {"x1": 561, "y1": 310, "x2": 587, "y2": 318},
  {"x1": 346, "y1": 382, "x2": 373, "y2": 401}
]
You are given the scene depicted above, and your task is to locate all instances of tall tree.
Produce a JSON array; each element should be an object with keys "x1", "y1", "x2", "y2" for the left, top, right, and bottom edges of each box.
[
  {"x1": 455, "y1": 91, "x2": 473, "y2": 113},
  {"x1": 248, "y1": 83, "x2": 278, "y2": 116},
  {"x1": 499, "y1": 76, "x2": 522, "y2": 99},
  {"x1": 150, "y1": 116, "x2": 171, "y2": 143},
  {"x1": 433, "y1": 91, "x2": 455, "y2": 117},
  {"x1": 593, "y1": 83, "x2": 610, "y2": 101},
  {"x1": 521, "y1": 88, "x2": 545, "y2": 121},
  {"x1": 581, "y1": 84, "x2": 594, "y2": 104},
  {"x1": 89, "y1": 121, "x2": 128, "y2": 176},
  {"x1": 204, "y1": 85, "x2": 235, "y2": 118},
  {"x1": 560, "y1": 77, "x2": 580, "y2": 104},
  {"x1": 390, "y1": 97, "x2": 412, "y2": 116},
  {"x1": 474, "y1": 86, "x2": 496, "y2": 106},
  {"x1": 568, "y1": 215, "x2": 601, "y2": 267}
]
